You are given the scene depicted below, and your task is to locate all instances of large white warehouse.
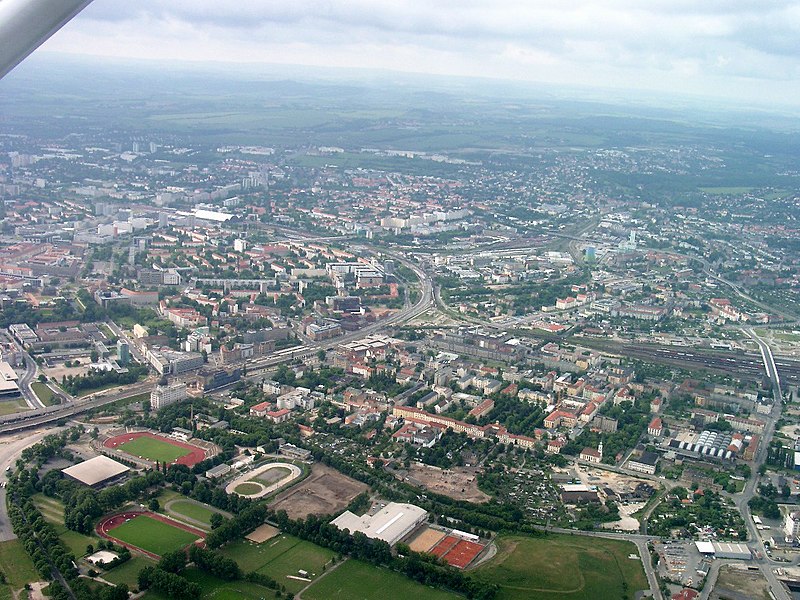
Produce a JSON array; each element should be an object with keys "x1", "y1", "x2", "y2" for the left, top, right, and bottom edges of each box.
[{"x1": 331, "y1": 502, "x2": 427, "y2": 546}]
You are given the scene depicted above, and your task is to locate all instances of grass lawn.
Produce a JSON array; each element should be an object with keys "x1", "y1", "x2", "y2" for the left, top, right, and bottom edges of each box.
[
  {"x1": 0, "y1": 399, "x2": 29, "y2": 416},
  {"x1": 62, "y1": 529, "x2": 99, "y2": 558},
  {"x1": 109, "y1": 515, "x2": 201, "y2": 557},
  {"x1": 185, "y1": 568, "x2": 277, "y2": 599},
  {"x1": 142, "y1": 568, "x2": 277, "y2": 600},
  {"x1": 304, "y1": 559, "x2": 461, "y2": 600},
  {"x1": 113, "y1": 392, "x2": 151, "y2": 405},
  {"x1": 219, "y1": 534, "x2": 335, "y2": 594},
  {"x1": 103, "y1": 555, "x2": 155, "y2": 589},
  {"x1": 234, "y1": 482, "x2": 262, "y2": 495},
  {"x1": 168, "y1": 500, "x2": 219, "y2": 528},
  {"x1": 0, "y1": 539, "x2": 40, "y2": 590},
  {"x1": 119, "y1": 436, "x2": 190, "y2": 463},
  {"x1": 31, "y1": 382, "x2": 56, "y2": 405},
  {"x1": 33, "y1": 494, "x2": 97, "y2": 557},
  {"x1": 474, "y1": 534, "x2": 649, "y2": 600}
]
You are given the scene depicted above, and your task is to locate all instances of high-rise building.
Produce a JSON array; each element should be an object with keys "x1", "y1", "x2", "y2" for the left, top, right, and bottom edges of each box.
[
  {"x1": 150, "y1": 379, "x2": 188, "y2": 411},
  {"x1": 116, "y1": 340, "x2": 130, "y2": 365}
]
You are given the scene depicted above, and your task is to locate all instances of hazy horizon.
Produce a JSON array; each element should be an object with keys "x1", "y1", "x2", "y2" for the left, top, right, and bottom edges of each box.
[{"x1": 19, "y1": 0, "x2": 800, "y2": 114}]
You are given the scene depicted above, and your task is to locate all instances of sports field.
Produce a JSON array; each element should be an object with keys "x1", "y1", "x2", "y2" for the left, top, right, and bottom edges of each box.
[
  {"x1": 103, "y1": 431, "x2": 207, "y2": 466},
  {"x1": 303, "y1": 559, "x2": 461, "y2": 600},
  {"x1": 218, "y1": 534, "x2": 335, "y2": 594},
  {"x1": 186, "y1": 569, "x2": 277, "y2": 599},
  {"x1": 474, "y1": 534, "x2": 648, "y2": 600},
  {"x1": 104, "y1": 514, "x2": 202, "y2": 557},
  {"x1": 119, "y1": 436, "x2": 191, "y2": 462},
  {"x1": 234, "y1": 482, "x2": 263, "y2": 495},
  {"x1": 169, "y1": 500, "x2": 219, "y2": 527}
]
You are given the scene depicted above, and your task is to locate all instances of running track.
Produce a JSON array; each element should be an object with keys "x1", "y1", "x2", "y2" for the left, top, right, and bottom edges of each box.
[
  {"x1": 103, "y1": 431, "x2": 207, "y2": 466},
  {"x1": 95, "y1": 511, "x2": 205, "y2": 559}
]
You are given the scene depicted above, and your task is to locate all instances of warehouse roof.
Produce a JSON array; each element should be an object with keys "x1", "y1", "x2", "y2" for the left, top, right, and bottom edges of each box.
[
  {"x1": 332, "y1": 502, "x2": 427, "y2": 546},
  {"x1": 62, "y1": 455, "x2": 129, "y2": 486}
]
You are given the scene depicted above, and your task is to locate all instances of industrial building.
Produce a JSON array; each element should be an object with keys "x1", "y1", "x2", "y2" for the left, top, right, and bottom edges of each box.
[
  {"x1": 331, "y1": 502, "x2": 427, "y2": 546},
  {"x1": 0, "y1": 361, "x2": 20, "y2": 398},
  {"x1": 694, "y1": 541, "x2": 751, "y2": 560}
]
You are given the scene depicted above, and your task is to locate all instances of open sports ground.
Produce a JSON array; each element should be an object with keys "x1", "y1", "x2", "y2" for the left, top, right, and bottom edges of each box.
[
  {"x1": 96, "y1": 511, "x2": 205, "y2": 559},
  {"x1": 103, "y1": 431, "x2": 207, "y2": 466},
  {"x1": 474, "y1": 533, "x2": 649, "y2": 600}
]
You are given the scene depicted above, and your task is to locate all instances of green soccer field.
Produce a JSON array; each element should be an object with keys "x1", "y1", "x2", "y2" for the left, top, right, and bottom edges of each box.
[
  {"x1": 109, "y1": 515, "x2": 201, "y2": 557},
  {"x1": 118, "y1": 436, "x2": 190, "y2": 462},
  {"x1": 219, "y1": 535, "x2": 335, "y2": 594},
  {"x1": 303, "y1": 559, "x2": 461, "y2": 600},
  {"x1": 474, "y1": 534, "x2": 649, "y2": 600}
]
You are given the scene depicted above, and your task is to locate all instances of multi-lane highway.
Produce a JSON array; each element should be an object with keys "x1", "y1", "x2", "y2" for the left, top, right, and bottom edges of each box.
[
  {"x1": 0, "y1": 380, "x2": 152, "y2": 434},
  {"x1": 0, "y1": 427, "x2": 62, "y2": 541}
]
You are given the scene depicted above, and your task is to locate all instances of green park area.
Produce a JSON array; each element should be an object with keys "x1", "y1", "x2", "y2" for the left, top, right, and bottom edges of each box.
[
  {"x1": 109, "y1": 515, "x2": 201, "y2": 557},
  {"x1": 119, "y1": 436, "x2": 190, "y2": 463},
  {"x1": 0, "y1": 399, "x2": 29, "y2": 416},
  {"x1": 32, "y1": 494, "x2": 97, "y2": 557},
  {"x1": 103, "y1": 555, "x2": 154, "y2": 588},
  {"x1": 0, "y1": 539, "x2": 40, "y2": 599},
  {"x1": 474, "y1": 534, "x2": 648, "y2": 600},
  {"x1": 218, "y1": 534, "x2": 335, "y2": 595},
  {"x1": 303, "y1": 559, "x2": 461, "y2": 600}
]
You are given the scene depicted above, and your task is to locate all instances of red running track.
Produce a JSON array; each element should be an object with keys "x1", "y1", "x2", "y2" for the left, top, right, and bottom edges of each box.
[
  {"x1": 95, "y1": 511, "x2": 206, "y2": 559},
  {"x1": 103, "y1": 431, "x2": 207, "y2": 466}
]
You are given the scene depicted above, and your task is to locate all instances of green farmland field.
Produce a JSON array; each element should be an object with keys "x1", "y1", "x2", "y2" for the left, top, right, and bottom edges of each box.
[
  {"x1": 474, "y1": 534, "x2": 649, "y2": 600},
  {"x1": 109, "y1": 515, "x2": 201, "y2": 557},
  {"x1": 119, "y1": 436, "x2": 190, "y2": 462}
]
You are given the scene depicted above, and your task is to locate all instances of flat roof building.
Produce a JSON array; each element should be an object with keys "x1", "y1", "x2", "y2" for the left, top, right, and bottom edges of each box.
[
  {"x1": 62, "y1": 456, "x2": 129, "y2": 487},
  {"x1": 331, "y1": 502, "x2": 427, "y2": 547}
]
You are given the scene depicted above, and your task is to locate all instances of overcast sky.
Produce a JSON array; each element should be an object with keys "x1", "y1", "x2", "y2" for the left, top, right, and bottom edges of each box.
[{"x1": 36, "y1": 0, "x2": 800, "y2": 108}]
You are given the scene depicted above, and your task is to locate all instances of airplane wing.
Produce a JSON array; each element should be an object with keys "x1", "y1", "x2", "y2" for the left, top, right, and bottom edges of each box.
[{"x1": 0, "y1": 0, "x2": 94, "y2": 79}]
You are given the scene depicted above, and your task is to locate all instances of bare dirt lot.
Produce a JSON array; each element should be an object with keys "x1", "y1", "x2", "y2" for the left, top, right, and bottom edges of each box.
[
  {"x1": 711, "y1": 565, "x2": 771, "y2": 600},
  {"x1": 42, "y1": 359, "x2": 92, "y2": 382},
  {"x1": 246, "y1": 523, "x2": 280, "y2": 543},
  {"x1": 269, "y1": 463, "x2": 368, "y2": 519},
  {"x1": 407, "y1": 526, "x2": 446, "y2": 553},
  {"x1": 400, "y1": 462, "x2": 490, "y2": 503},
  {"x1": 576, "y1": 464, "x2": 650, "y2": 494}
]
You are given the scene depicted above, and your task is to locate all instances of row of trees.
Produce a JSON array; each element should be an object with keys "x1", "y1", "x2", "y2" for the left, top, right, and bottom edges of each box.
[
  {"x1": 8, "y1": 430, "x2": 131, "y2": 600},
  {"x1": 9, "y1": 498, "x2": 76, "y2": 580},
  {"x1": 138, "y1": 566, "x2": 201, "y2": 600},
  {"x1": 61, "y1": 364, "x2": 148, "y2": 395},
  {"x1": 206, "y1": 504, "x2": 268, "y2": 549}
]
